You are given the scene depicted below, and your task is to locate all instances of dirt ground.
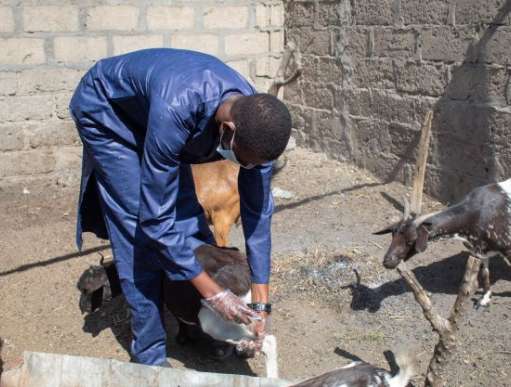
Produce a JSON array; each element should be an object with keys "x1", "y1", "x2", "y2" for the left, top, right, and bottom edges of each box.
[{"x1": 1, "y1": 147, "x2": 510, "y2": 386}]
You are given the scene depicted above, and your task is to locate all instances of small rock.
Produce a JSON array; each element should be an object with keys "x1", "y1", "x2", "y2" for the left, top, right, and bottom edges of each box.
[
  {"x1": 272, "y1": 187, "x2": 295, "y2": 199},
  {"x1": 22, "y1": 187, "x2": 30, "y2": 195}
]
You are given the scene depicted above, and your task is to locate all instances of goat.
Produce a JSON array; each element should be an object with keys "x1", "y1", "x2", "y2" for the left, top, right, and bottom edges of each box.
[
  {"x1": 77, "y1": 244, "x2": 278, "y2": 378},
  {"x1": 191, "y1": 157, "x2": 287, "y2": 247},
  {"x1": 290, "y1": 351, "x2": 414, "y2": 387},
  {"x1": 374, "y1": 178, "x2": 511, "y2": 307}
]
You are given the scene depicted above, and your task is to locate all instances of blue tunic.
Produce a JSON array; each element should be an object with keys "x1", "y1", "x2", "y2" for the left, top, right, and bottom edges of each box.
[{"x1": 70, "y1": 49, "x2": 275, "y2": 365}]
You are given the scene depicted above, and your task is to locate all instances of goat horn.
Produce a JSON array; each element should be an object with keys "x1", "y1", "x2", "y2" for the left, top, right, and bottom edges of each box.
[{"x1": 402, "y1": 196, "x2": 411, "y2": 220}]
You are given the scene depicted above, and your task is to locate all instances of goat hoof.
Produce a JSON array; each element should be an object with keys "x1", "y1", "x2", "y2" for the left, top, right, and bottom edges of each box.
[{"x1": 475, "y1": 292, "x2": 492, "y2": 310}]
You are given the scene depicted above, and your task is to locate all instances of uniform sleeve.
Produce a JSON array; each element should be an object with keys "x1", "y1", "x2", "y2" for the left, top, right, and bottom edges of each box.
[
  {"x1": 238, "y1": 162, "x2": 274, "y2": 284},
  {"x1": 137, "y1": 98, "x2": 203, "y2": 281}
]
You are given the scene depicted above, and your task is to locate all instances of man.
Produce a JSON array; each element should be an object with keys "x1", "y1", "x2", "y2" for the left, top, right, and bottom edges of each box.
[{"x1": 69, "y1": 48, "x2": 292, "y2": 366}]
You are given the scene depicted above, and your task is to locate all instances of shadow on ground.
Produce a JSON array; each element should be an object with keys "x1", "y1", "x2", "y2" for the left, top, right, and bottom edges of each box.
[{"x1": 346, "y1": 253, "x2": 511, "y2": 313}]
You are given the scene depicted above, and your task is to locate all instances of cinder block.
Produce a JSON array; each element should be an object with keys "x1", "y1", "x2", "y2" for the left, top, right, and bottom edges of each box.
[
  {"x1": 373, "y1": 28, "x2": 417, "y2": 58},
  {"x1": 333, "y1": 27, "x2": 368, "y2": 58},
  {"x1": 455, "y1": 0, "x2": 509, "y2": 25},
  {"x1": 0, "y1": 123, "x2": 25, "y2": 151},
  {"x1": 255, "y1": 56, "x2": 281, "y2": 77},
  {"x1": 270, "y1": 31, "x2": 284, "y2": 52},
  {"x1": 347, "y1": 88, "x2": 434, "y2": 126},
  {"x1": 484, "y1": 27, "x2": 511, "y2": 63},
  {"x1": 316, "y1": 57, "x2": 344, "y2": 84},
  {"x1": 351, "y1": 58, "x2": 395, "y2": 89},
  {"x1": 172, "y1": 34, "x2": 219, "y2": 56},
  {"x1": 203, "y1": 6, "x2": 248, "y2": 29},
  {"x1": 16, "y1": 68, "x2": 83, "y2": 95},
  {"x1": 55, "y1": 145, "x2": 82, "y2": 171},
  {"x1": 286, "y1": 1, "x2": 314, "y2": 27},
  {"x1": 303, "y1": 83, "x2": 334, "y2": 110},
  {"x1": 54, "y1": 92, "x2": 73, "y2": 119},
  {"x1": 287, "y1": 26, "x2": 330, "y2": 56},
  {"x1": 0, "y1": 38, "x2": 45, "y2": 65},
  {"x1": 0, "y1": 72, "x2": 17, "y2": 96},
  {"x1": 86, "y1": 6, "x2": 139, "y2": 31},
  {"x1": 387, "y1": 121, "x2": 421, "y2": 160},
  {"x1": 0, "y1": 95, "x2": 53, "y2": 122},
  {"x1": 401, "y1": 0, "x2": 450, "y2": 25},
  {"x1": 147, "y1": 6, "x2": 195, "y2": 30},
  {"x1": 225, "y1": 32, "x2": 268, "y2": 56},
  {"x1": 54, "y1": 36, "x2": 107, "y2": 63},
  {"x1": 353, "y1": 0, "x2": 395, "y2": 26},
  {"x1": 0, "y1": 150, "x2": 56, "y2": 178},
  {"x1": 283, "y1": 80, "x2": 303, "y2": 105},
  {"x1": 421, "y1": 26, "x2": 473, "y2": 62},
  {"x1": 255, "y1": 3, "x2": 269, "y2": 28},
  {"x1": 24, "y1": 6, "x2": 79, "y2": 32},
  {"x1": 25, "y1": 120, "x2": 80, "y2": 149},
  {"x1": 395, "y1": 60, "x2": 447, "y2": 96},
  {"x1": 0, "y1": 7, "x2": 15, "y2": 32},
  {"x1": 113, "y1": 35, "x2": 164, "y2": 55},
  {"x1": 445, "y1": 63, "x2": 507, "y2": 102},
  {"x1": 227, "y1": 59, "x2": 251, "y2": 79},
  {"x1": 270, "y1": 4, "x2": 284, "y2": 27},
  {"x1": 316, "y1": 1, "x2": 342, "y2": 27}
]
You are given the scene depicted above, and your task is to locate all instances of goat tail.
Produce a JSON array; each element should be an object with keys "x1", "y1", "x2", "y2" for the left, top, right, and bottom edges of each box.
[{"x1": 387, "y1": 349, "x2": 416, "y2": 387}]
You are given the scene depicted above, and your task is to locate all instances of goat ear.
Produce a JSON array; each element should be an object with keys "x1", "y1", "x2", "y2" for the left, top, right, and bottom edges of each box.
[{"x1": 415, "y1": 225, "x2": 430, "y2": 252}]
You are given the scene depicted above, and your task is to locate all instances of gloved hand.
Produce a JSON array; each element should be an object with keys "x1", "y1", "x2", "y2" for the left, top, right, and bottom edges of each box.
[{"x1": 203, "y1": 289, "x2": 260, "y2": 325}]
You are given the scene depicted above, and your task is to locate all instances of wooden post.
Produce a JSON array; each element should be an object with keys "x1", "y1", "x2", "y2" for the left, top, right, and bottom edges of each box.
[
  {"x1": 410, "y1": 110, "x2": 433, "y2": 215},
  {"x1": 396, "y1": 253, "x2": 480, "y2": 387}
]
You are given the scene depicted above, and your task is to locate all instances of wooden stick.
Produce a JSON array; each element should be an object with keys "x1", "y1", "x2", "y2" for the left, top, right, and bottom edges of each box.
[
  {"x1": 424, "y1": 254, "x2": 480, "y2": 387},
  {"x1": 396, "y1": 261, "x2": 451, "y2": 335},
  {"x1": 410, "y1": 110, "x2": 433, "y2": 215},
  {"x1": 267, "y1": 41, "x2": 302, "y2": 96},
  {"x1": 397, "y1": 254, "x2": 480, "y2": 387}
]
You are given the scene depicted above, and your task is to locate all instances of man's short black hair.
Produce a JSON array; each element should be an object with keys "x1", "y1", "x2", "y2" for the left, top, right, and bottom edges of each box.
[{"x1": 232, "y1": 93, "x2": 292, "y2": 161}]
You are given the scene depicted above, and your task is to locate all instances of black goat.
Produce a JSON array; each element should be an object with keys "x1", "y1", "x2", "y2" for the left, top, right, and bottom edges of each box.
[
  {"x1": 375, "y1": 179, "x2": 511, "y2": 307},
  {"x1": 290, "y1": 351, "x2": 414, "y2": 387}
]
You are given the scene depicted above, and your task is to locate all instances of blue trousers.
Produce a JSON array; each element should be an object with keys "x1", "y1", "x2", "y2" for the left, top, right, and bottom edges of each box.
[{"x1": 76, "y1": 122, "x2": 214, "y2": 365}]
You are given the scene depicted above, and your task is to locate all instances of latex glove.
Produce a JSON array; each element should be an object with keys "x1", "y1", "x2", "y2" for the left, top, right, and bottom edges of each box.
[{"x1": 203, "y1": 289, "x2": 260, "y2": 325}]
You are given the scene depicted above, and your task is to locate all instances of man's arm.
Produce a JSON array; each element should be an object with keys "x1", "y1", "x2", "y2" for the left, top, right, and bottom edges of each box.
[
  {"x1": 138, "y1": 98, "x2": 205, "y2": 281},
  {"x1": 238, "y1": 161, "x2": 274, "y2": 303}
]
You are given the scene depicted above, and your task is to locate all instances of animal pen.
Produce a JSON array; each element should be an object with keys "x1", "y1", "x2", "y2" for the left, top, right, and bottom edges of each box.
[{"x1": 1, "y1": 1, "x2": 511, "y2": 387}]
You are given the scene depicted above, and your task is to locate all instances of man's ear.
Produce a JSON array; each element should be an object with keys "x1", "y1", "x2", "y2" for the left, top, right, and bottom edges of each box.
[{"x1": 415, "y1": 223, "x2": 431, "y2": 252}]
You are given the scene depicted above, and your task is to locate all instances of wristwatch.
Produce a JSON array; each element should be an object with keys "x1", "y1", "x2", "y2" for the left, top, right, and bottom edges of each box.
[{"x1": 247, "y1": 303, "x2": 272, "y2": 314}]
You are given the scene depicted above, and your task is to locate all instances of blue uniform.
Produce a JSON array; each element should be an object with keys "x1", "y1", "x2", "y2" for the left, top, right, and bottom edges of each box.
[{"x1": 69, "y1": 49, "x2": 274, "y2": 365}]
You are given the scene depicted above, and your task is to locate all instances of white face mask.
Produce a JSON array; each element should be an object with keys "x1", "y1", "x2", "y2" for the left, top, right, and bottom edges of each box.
[{"x1": 216, "y1": 129, "x2": 255, "y2": 169}]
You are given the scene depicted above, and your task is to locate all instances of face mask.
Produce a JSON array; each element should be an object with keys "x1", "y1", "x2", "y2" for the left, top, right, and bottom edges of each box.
[{"x1": 216, "y1": 130, "x2": 255, "y2": 169}]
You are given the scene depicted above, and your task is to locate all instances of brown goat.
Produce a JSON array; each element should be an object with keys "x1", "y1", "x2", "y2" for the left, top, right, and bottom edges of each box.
[
  {"x1": 191, "y1": 158, "x2": 286, "y2": 247},
  {"x1": 192, "y1": 160, "x2": 240, "y2": 247}
]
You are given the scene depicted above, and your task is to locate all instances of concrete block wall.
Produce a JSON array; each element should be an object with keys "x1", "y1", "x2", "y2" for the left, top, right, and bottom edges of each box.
[
  {"x1": 284, "y1": 0, "x2": 511, "y2": 202},
  {"x1": 0, "y1": 0, "x2": 284, "y2": 191}
]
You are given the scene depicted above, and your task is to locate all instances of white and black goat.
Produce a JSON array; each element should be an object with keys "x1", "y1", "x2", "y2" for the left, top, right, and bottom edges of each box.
[
  {"x1": 77, "y1": 244, "x2": 278, "y2": 378},
  {"x1": 290, "y1": 351, "x2": 414, "y2": 387},
  {"x1": 374, "y1": 179, "x2": 511, "y2": 307}
]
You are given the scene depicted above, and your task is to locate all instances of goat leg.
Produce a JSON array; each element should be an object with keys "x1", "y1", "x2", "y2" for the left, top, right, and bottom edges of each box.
[{"x1": 475, "y1": 258, "x2": 492, "y2": 309}]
